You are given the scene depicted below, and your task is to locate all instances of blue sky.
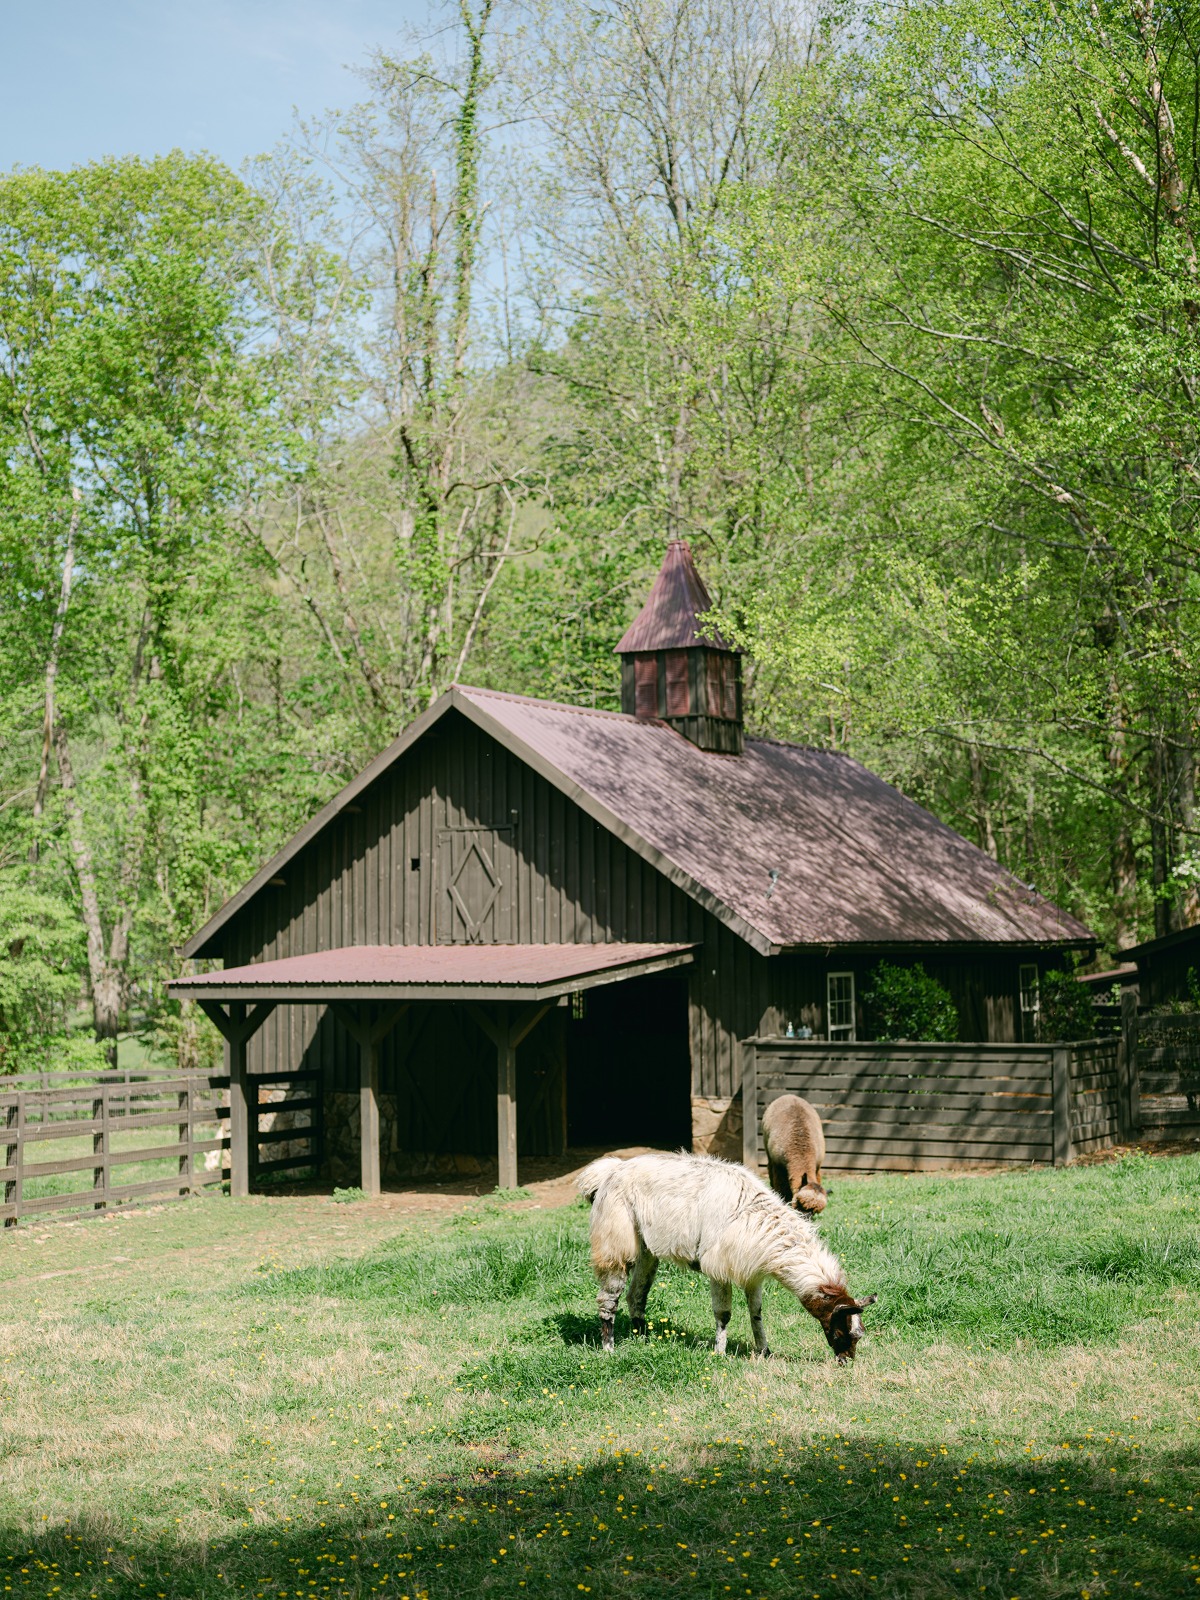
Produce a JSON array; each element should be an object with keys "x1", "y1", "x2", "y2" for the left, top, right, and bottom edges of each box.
[{"x1": 2, "y1": 0, "x2": 431, "y2": 173}]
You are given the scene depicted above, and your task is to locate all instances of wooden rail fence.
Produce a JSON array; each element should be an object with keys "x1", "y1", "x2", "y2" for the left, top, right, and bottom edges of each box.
[
  {"x1": 742, "y1": 1038, "x2": 1126, "y2": 1174},
  {"x1": 2, "y1": 1069, "x2": 322, "y2": 1226}
]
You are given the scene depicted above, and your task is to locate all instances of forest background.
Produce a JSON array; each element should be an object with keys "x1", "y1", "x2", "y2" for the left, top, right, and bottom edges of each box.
[{"x1": 3, "y1": 0, "x2": 1200, "y2": 1071}]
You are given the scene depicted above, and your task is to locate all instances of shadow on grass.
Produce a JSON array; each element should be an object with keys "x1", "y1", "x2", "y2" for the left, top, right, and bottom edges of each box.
[
  {"x1": 6, "y1": 1435, "x2": 1199, "y2": 1599},
  {"x1": 542, "y1": 1309, "x2": 755, "y2": 1356}
]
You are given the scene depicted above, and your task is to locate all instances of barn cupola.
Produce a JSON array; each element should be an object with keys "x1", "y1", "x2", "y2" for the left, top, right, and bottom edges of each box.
[{"x1": 615, "y1": 539, "x2": 743, "y2": 755}]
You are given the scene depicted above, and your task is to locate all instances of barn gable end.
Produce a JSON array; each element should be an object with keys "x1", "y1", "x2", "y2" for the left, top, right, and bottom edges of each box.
[{"x1": 210, "y1": 709, "x2": 761, "y2": 1165}]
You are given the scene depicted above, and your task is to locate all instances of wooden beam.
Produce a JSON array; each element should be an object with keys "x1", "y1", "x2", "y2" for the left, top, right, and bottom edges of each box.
[
  {"x1": 741, "y1": 1039, "x2": 759, "y2": 1171},
  {"x1": 497, "y1": 1015, "x2": 517, "y2": 1192},
  {"x1": 330, "y1": 1000, "x2": 409, "y2": 1049},
  {"x1": 225, "y1": 1004, "x2": 250, "y2": 1198},
  {"x1": 198, "y1": 1001, "x2": 275, "y2": 1198},
  {"x1": 467, "y1": 1001, "x2": 551, "y2": 1193},
  {"x1": 198, "y1": 999, "x2": 276, "y2": 1046},
  {"x1": 330, "y1": 1003, "x2": 409, "y2": 1198},
  {"x1": 511, "y1": 1001, "x2": 552, "y2": 1050},
  {"x1": 361, "y1": 1035, "x2": 381, "y2": 1198}
]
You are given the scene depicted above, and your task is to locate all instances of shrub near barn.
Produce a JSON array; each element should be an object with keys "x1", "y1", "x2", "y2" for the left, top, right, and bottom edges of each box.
[{"x1": 862, "y1": 961, "x2": 958, "y2": 1042}]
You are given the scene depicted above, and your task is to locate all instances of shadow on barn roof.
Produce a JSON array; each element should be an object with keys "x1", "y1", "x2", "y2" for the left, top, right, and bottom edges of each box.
[{"x1": 183, "y1": 683, "x2": 1094, "y2": 960}]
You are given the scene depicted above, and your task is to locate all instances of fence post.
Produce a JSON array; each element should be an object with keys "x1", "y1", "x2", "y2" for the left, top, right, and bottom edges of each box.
[
  {"x1": 1118, "y1": 988, "x2": 1140, "y2": 1140},
  {"x1": 178, "y1": 1086, "x2": 191, "y2": 1197},
  {"x1": 93, "y1": 1089, "x2": 109, "y2": 1211},
  {"x1": 741, "y1": 1040, "x2": 759, "y2": 1173},
  {"x1": 3, "y1": 1096, "x2": 22, "y2": 1227},
  {"x1": 1052, "y1": 1046, "x2": 1074, "y2": 1167}
]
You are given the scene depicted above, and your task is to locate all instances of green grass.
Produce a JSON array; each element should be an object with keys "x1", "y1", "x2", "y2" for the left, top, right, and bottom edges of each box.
[{"x1": 3, "y1": 1153, "x2": 1200, "y2": 1599}]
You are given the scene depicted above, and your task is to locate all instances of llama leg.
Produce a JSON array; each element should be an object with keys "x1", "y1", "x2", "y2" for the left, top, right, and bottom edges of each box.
[
  {"x1": 626, "y1": 1248, "x2": 660, "y2": 1336},
  {"x1": 746, "y1": 1281, "x2": 770, "y2": 1357},
  {"x1": 768, "y1": 1158, "x2": 791, "y2": 1204},
  {"x1": 710, "y1": 1279, "x2": 733, "y2": 1355},
  {"x1": 596, "y1": 1267, "x2": 627, "y2": 1352}
]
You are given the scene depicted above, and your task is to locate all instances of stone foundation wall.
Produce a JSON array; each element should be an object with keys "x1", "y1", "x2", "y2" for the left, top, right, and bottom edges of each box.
[
  {"x1": 323, "y1": 1091, "x2": 484, "y2": 1183},
  {"x1": 691, "y1": 1091, "x2": 742, "y2": 1159}
]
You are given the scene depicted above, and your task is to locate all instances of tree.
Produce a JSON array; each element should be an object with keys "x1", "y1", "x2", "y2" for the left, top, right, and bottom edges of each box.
[
  {"x1": 0, "y1": 155, "x2": 291, "y2": 1062},
  {"x1": 738, "y1": 0, "x2": 1200, "y2": 952}
]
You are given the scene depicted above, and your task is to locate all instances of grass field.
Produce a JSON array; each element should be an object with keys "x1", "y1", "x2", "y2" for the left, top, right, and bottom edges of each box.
[{"x1": 3, "y1": 1152, "x2": 1200, "y2": 1599}]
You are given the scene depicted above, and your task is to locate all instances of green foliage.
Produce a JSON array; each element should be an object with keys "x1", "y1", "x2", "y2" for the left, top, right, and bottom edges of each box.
[
  {"x1": 0, "y1": 877, "x2": 106, "y2": 1074},
  {"x1": 1038, "y1": 968, "x2": 1100, "y2": 1043},
  {"x1": 862, "y1": 960, "x2": 959, "y2": 1042},
  {"x1": 330, "y1": 1186, "x2": 367, "y2": 1204}
]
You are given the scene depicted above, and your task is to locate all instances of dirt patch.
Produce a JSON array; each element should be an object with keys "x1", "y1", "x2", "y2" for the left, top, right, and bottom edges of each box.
[{"x1": 263, "y1": 1145, "x2": 659, "y2": 1218}]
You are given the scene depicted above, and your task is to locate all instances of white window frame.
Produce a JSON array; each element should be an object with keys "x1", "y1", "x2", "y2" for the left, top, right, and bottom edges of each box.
[
  {"x1": 1019, "y1": 963, "x2": 1040, "y2": 1042},
  {"x1": 827, "y1": 971, "x2": 856, "y2": 1042}
]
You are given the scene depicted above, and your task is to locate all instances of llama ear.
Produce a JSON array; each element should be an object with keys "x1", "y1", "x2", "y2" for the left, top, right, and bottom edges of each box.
[{"x1": 855, "y1": 1294, "x2": 878, "y2": 1311}]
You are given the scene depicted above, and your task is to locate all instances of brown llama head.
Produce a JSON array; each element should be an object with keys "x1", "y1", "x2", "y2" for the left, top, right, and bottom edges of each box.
[
  {"x1": 793, "y1": 1176, "x2": 828, "y2": 1215},
  {"x1": 805, "y1": 1286, "x2": 878, "y2": 1363}
]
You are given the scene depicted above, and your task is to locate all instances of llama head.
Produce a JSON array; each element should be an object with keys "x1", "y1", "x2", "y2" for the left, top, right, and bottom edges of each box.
[
  {"x1": 806, "y1": 1287, "x2": 878, "y2": 1363},
  {"x1": 793, "y1": 1177, "x2": 828, "y2": 1215}
]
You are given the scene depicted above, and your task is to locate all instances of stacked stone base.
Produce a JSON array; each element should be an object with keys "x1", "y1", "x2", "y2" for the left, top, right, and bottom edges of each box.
[
  {"x1": 323, "y1": 1091, "x2": 484, "y2": 1184},
  {"x1": 690, "y1": 1091, "x2": 742, "y2": 1160}
]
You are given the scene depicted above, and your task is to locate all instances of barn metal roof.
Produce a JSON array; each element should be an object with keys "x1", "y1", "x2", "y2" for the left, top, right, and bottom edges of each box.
[
  {"x1": 182, "y1": 684, "x2": 1095, "y2": 960},
  {"x1": 170, "y1": 942, "x2": 696, "y2": 1002},
  {"x1": 614, "y1": 540, "x2": 737, "y2": 654},
  {"x1": 452, "y1": 688, "x2": 1094, "y2": 953}
]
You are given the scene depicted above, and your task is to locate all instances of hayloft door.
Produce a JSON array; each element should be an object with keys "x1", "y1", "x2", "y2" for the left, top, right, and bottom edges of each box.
[{"x1": 436, "y1": 827, "x2": 514, "y2": 943}]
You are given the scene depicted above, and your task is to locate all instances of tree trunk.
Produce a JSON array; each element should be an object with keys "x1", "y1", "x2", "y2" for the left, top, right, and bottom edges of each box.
[
  {"x1": 29, "y1": 488, "x2": 80, "y2": 864},
  {"x1": 1107, "y1": 682, "x2": 1140, "y2": 951},
  {"x1": 54, "y1": 726, "x2": 122, "y2": 1067},
  {"x1": 1151, "y1": 740, "x2": 1171, "y2": 940},
  {"x1": 968, "y1": 743, "x2": 998, "y2": 860}
]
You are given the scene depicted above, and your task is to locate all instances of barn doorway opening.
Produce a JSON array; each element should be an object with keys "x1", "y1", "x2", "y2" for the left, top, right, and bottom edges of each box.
[{"x1": 565, "y1": 969, "x2": 691, "y2": 1149}]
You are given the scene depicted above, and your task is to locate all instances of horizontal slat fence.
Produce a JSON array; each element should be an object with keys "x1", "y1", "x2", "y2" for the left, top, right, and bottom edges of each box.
[
  {"x1": 1124, "y1": 1006, "x2": 1200, "y2": 1136},
  {"x1": 1, "y1": 1069, "x2": 322, "y2": 1225},
  {"x1": 743, "y1": 1039, "x2": 1124, "y2": 1174}
]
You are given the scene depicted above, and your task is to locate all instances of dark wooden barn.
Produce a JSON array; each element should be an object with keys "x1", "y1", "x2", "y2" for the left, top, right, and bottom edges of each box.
[
  {"x1": 1118, "y1": 924, "x2": 1200, "y2": 1010},
  {"x1": 171, "y1": 542, "x2": 1094, "y2": 1194}
]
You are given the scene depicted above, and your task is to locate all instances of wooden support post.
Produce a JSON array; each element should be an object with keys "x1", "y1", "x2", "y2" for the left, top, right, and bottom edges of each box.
[
  {"x1": 330, "y1": 1003, "x2": 408, "y2": 1199},
  {"x1": 497, "y1": 1016, "x2": 518, "y2": 1192},
  {"x1": 199, "y1": 1000, "x2": 276, "y2": 1199},
  {"x1": 741, "y1": 1040, "x2": 759, "y2": 1172},
  {"x1": 468, "y1": 1002, "x2": 551, "y2": 1194},
  {"x1": 227, "y1": 1004, "x2": 250, "y2": 1199},
  {"x1": 1119, "y1": 988, "x2": 1140, "y2": 1141},
  {"x1": 1052, "y1": 1045, "x2": 1073, "y2": 1168},
  {"x1": 361, "y1": 1036, "x2": 381, "y2": 1198}
]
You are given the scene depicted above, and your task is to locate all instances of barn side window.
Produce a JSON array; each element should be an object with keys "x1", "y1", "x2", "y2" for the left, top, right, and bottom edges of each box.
[
  {"x1": 1019, "y1": 963, "x2": 1040, "y2": 1041},
  {"x1": 827, "y1": 971, "x2": 856, "y2": 1041},
  {"x1": 571, "y1": 991, "x2": 587, "y2": 1022}
]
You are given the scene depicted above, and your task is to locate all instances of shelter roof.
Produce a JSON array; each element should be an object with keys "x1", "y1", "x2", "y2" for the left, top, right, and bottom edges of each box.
[
  {"x1": 614, "y1": 540, "x2": 736, "y2": 654},
  {"x1": 170, "y1": 942, "x2": 696, "y2": 1002},
  {"x1": 183, "y1": 684, "x2": 1095, "y2": 960},
  {"x1": 1118, "y1": 923, "x2": 1200, "y2": 962}
]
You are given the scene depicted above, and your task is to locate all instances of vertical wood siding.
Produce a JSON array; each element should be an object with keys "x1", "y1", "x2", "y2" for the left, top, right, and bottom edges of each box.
[
  {"x1": 215, "y1": 710, "x2": 1055, "y2": 1138},
  {"x1": 221, "y1": 711, "x2": 745, "y2": 1126}
]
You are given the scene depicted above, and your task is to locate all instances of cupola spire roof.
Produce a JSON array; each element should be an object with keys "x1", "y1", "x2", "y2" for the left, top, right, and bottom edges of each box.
[{"x1": 615, "y1": 540, "x2": 736, "y2": 655}]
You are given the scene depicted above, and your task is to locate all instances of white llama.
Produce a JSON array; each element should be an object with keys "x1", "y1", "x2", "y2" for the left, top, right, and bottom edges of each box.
[{"x1": 577, "y1": 1151, "x2": 875, "y2": 1361}]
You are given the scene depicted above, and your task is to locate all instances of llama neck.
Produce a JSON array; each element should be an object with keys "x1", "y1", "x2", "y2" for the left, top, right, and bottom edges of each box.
[{"x1": 777, "y1": 1239, "x2": 847, "y2": 1303}]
